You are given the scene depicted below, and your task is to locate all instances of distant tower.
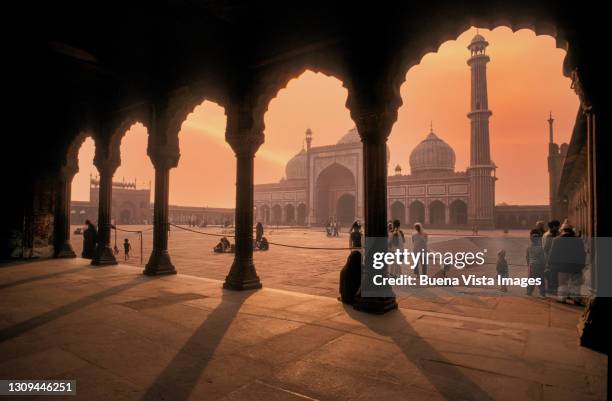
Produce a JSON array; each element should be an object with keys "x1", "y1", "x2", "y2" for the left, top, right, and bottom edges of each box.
[
  {"x1": 547, "y1": 112, "x2": 568, "y2": 220},
  {"x1": 467, "y1": 32, "x2": 496, "y2": 228},
  {"x1": 305, "y1": 128, "x2": 313, "y2": 151}
]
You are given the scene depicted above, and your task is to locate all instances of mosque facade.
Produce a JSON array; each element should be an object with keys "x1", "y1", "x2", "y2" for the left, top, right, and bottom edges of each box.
[{"x1": 254, "y1": 33, "x2": 530, "y2": 229}]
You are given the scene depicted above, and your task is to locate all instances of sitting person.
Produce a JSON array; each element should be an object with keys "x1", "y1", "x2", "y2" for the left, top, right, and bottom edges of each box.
[
  {"x1": 338, "y1": 250, "x2": 362, "y2": 305},
  {"x1": 258, "y1": 236, "x2": 269, "y2": 251},
  {"x1": 213, "y1": 236, "x2": 231, "y2": 253}
]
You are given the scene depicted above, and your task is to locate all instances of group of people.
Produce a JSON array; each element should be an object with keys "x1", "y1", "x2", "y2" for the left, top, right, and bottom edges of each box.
[
  {"x1": 497, "y1": 219, "x2": 586, "y2": 302},
  {"x1": 388, "y1": 220, "x2": 429, "y2": 276},
  {"x1": 213, "y1": 222, "x2": 270, "y2": 253},
  {"x1": 81, "y1": 220, "x2": 131, "y2": 261},
  {"x1": 325, "y1": 218, "x2": 341, "y2": 237}
]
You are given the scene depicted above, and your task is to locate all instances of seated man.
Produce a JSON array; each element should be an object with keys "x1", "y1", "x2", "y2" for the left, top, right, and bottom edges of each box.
[
  {"x1": 259, "y1": 236, "x2": 269, "y2": 251},
  {"x1": 338, "y1": 250, "x2": 362, "y2": 305}
]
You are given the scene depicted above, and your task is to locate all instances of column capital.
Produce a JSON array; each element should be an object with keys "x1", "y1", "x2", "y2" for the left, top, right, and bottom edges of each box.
[
  {"x1": 148, "y1": 142, "x2": 180, "y2": 170},
  {"x1": 225, "y1": 102, "x2": 265, "y2": 157},
  {"x1": 351, "y1": 109, "x2": 397, "y2": 144}
]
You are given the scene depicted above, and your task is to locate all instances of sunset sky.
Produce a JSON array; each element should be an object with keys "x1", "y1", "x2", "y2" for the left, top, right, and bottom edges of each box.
[{"x1": 72, "y1": 26, "x2": 578, "y2": 207}]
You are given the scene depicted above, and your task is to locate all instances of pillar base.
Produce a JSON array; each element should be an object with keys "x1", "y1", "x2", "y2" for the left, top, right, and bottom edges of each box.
[
  {"x1": 91, "y1": 245, "x2": 118, "y2": 266},
  {"x1": 353, "y1": 296, "x2": 398, "y2": 315},
  {"x1": 55, "y1": 242, "x2": 76, "y2": 258},
  {"x1": 144, "y1": 250, "x2": 177, "y2": 276},
  {"x1": 223, "y1": 260, "x2": 262, "y2": 290}
]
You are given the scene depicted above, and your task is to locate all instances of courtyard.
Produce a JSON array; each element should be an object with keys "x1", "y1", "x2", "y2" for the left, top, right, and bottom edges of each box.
[{"x1": 0, "y1": 256, "x2": 606, "y2": 401}]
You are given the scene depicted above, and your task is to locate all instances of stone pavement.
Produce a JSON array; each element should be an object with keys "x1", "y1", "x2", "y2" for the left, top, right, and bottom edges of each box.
[{"x1": 0, "y1": 258, "x2": 607, "y2": 401}]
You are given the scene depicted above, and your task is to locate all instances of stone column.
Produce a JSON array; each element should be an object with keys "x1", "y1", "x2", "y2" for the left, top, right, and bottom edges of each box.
[
  {"x1": 144, "y1": 148, "x2": 178, "y2": 275},
  {"x1": 92, "y1": 157, "x2": 119, "y2": 266},
  {"x1": 224, "y1": 128, "x2": 263, "y2": 290},
  {"x1": 54, "y1": 167, "x2": 77, "y2": 258},
  {"x1": 352, "y1": 108, "x2": 398, "y2": 314}
]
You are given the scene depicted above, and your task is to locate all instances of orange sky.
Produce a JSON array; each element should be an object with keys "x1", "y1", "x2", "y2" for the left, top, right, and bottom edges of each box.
[{"x1": 72, "y1": 26, "x2": 578, "y2": 207}]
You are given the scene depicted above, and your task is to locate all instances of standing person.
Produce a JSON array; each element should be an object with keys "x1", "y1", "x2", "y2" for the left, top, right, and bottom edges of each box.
[
  {"x1": 255, "y1": 222, "x2": 264, "y2": 246},
  {"x1": 81, "y1": 219, "x2": 97, "y2": 259},
  {"x1": 349, "y1": 220, "x2": 362, "y2": 248},
  {"x1": 412, "y1": 223, "x2": 428, "y2": 275},
  {"x1": 389, "y1": 219, "x2": 405, "y2": 277},
  {"x1": 548, "y1": 222, "x2": 586, "y2": 303},
  {"x1": 496, "y1": 249, "x2": 509, "y2": 292},
  {"x1": 526, "y1": 230, "x2": 546, "y2": 297},
  {"x1": 535, "y1": 220, "x2": 547, "y2": 236},
  {"x1": 542, "y1": 220, "x2": 561, "y2": 295},
  {"x1": 123, "y1": 238, "x2": 131, "y2": 261}
]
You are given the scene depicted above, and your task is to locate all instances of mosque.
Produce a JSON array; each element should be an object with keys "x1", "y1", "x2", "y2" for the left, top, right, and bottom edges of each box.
[{"x1": 254, "y1": 33, "x2": 551, "y2": 229}]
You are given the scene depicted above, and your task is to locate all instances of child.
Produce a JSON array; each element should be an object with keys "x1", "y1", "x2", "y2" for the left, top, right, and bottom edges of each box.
[
  {"x1": 123, "y1": 238, "x2": 131, "y2": 261},
  {"x1": 496, "y1": 249, "x2": 509, "y2": 292},
  {"x1": 526, "y1": 230, "x2": 546, "y2": 297}
]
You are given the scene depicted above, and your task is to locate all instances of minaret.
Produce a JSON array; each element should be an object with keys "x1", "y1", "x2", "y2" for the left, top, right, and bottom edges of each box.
[
  {"x1": 547, "y1": 112, "x2": 566, "y2": 220},
  {"x1": 467, "y1": 32, "x2": 496, "y2": 229}
]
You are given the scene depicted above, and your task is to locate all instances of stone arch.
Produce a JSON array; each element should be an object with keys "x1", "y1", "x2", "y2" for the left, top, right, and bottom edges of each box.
[
  {"x1": 285, "y1": 204, "x2": 295, "y2": 225},
  {"x1": 429, "y1": 200, "x2": 446, "y2": 225},
  {"x1": 390, "y1": 201, "x2": 406, "y2": 226},
  {"x1": 409, "y1": 201, "x2": 425, "y2": 225},
  {"x1": 314, "y1": 163, "x2": 356, "y2": 225},
  {"x1": 259, "y1": 204, "x2": 270, "y2": 225},
  {"x1": 297, "y1": 203, "x2": 307, "y2": 226},
  {"x1": 449, "y1": 199, "x2": 468, "y2": 225},
  {"x1": 271, "y1": 204, "x2": 282, "y2": 225}
]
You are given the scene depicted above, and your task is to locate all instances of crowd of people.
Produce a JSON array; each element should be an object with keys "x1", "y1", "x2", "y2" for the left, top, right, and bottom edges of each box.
[{"x1": 497, "y1": 219, "x2": 586, "y2": 302}]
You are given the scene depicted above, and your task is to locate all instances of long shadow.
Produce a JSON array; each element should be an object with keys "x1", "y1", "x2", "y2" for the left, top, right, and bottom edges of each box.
[
  {"x1": 0, "y1": 276, "x2": 148, "y2": 343},
  {"x1": 0, "y1": 266, "x2": 89, "y2": 290},
  {"x1": 139, "y1": 290, "x2": 254, "y2": 401},
  {"x1": 344, "y1": 306, "x2": 494, "y2": 401}
]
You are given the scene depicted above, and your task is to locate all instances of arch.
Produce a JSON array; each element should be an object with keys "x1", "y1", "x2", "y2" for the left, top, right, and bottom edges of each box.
[
  {"x1": 315, "y1": 163, "x2": 356, "y2": 225},
  {"x1": 118, "y1": 201, "x2": 136, "y2": 225},
  {"x1": 271, "y1": 204, "x2": 282, "y2": 225},
  {"x1": 390, "y1": 201, "x2": 406, "y2": 226},
  {"x1": 297, "y1": 203, "x2": 307, "y2": 226},
  {"x1": 259, "y1": 204, "x2": 270, "y2": 225},
  {"x1": 336, "y1": 194, "x2": 356, "y2": 226},
  {"x1": 449, "y1": 199, "x2": 468, "y2": 225},
  {"x1": 285, "y1": 204, "x2": 295, "y2": 225},
  {"x1": 429, "y1": 200, "x2": 445, "y2": 225},
  {"x1": 409, "y1": 201, "x2": 425, "y2": 225}
]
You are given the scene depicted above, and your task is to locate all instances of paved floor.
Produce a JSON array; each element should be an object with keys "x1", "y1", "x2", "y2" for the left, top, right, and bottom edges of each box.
[{"x1": 0, "y1": 258, "x2": 607, "y2": 401}]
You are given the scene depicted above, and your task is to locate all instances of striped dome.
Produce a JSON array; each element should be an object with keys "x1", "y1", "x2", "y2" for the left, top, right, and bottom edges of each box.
[{"x1": 409, "y1": 132, "x2": 455, "y2": 174}]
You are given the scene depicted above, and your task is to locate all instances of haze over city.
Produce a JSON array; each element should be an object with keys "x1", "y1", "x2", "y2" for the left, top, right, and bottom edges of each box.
[{"x1": 72, "y1": 26, "x2": 578, "y2": 207}]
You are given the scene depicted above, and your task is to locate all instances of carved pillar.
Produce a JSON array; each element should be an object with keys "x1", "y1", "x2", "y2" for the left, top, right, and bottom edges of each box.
[
  {"x1": 144, "y1": 147, "x2": 178, "y2": 275},
  {"x1": 92, "y1": 156, "x2": 119, "y2": 266},
  {"x1": 54, "y1": 167, "x2": 77, "y2": 258},
  {"x1": 224, "y1": 111, "x2": 263, "y2": 290},
  {"x1": 351, "y1": 107, "x2": 399, "y2": 314}
]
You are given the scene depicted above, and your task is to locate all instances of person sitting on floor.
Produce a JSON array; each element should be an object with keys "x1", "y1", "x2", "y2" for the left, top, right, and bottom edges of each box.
[
  {"x1": 338, "y1": 250, "x2": 362, "y2": 305},
  {"x1": 213, "y1": 236, "x2": 231, "y2": 253}
]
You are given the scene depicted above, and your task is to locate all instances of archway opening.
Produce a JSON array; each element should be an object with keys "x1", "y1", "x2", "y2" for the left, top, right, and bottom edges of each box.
[
  {"x1": 429, "y1": 200, "x2": 446, "y2": 225},
  {"x1": 449, "y1": 199, "x2": 468, "y2": 225},
  {"x1": 271, "y1": 204, "x2": 282, "y2": 225},
  {"x1": 409, "y1": 201, "x2": 425, "y2": 225},
  {"x1": 285, "y1": 204, "x2": 295, "y2": 225},
  {"x1": 315, "y1": 163, "x2": 356, "y2": 226},
  {"x1": 390, "y1": 201, "x2": 406, "y2": 226},
  {"x1": 297, "y1": 203, "x2": 307, "y2": 225}
]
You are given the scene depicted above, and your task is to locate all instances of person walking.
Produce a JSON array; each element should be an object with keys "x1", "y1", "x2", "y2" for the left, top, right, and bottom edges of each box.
[
  {"x1": 123, "y1": 238, "x2": 131, "y2": 261},
  {"x1": 412, "y1": 223, "x2": 428, "y2": 275},
  {"x1": 496, "y1": 249, "x2": 509, "y2": 292},
  {"x1": 526, "y1": 230, "x2": 546, "y2": 297},
  {"x1": 389, "y1": 219, "x2": 405, "y2": 277},
  {"x1": 349, "y1": 220, "x2": 362, "y2": 248}
]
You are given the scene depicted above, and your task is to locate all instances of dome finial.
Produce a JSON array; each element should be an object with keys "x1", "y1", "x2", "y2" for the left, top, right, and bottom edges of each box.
[{"x1": 430, "y1": 120, "x2": 433, "y2": 133}]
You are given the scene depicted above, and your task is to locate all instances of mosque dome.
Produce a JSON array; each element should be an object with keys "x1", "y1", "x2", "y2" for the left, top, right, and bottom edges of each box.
[
  {"x1": 409, "y1": 131, "x2": 456, "y2": 174},
  {"x1": 285, "y1": 149, "x2": 307, "y2": 179},
  {"x1": 337, "y1": 127, "x2": 361, "y2": 144}
]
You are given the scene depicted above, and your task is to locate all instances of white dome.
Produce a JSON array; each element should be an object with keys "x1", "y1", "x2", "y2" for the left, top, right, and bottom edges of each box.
[
  {"x1": 409, "y1": 131, "x2": 456, "y2": 174},
  {"x1": 337, "y1": 127, "x2": 361, "y2": 144},
  {"x1": 285, "y1": 149, "x2": 307, "y2": 179}
]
